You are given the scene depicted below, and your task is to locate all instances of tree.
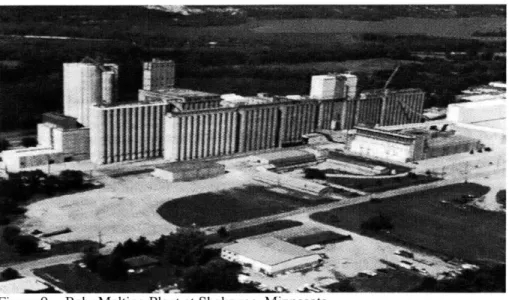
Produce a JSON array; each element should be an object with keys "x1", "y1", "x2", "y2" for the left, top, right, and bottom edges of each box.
[
  {"x1": 163, "y1": 228, "x2": 207, "y2": 267},
  {"x1": 58, "y1": 170, "x2": 84, "y2": 190},
  {"x1": 182, "y1": 259, "x2": 242, "y2": 292},
  {"x1": 82, "y1": 246, "x2": 102, "y2": 272},
  {"x1": 1, "y1": 268, "x2": 21, "y2": 281},
  {"x1": 20, "y1": 137, "x2": 37, "y2": 148},
  {"x1": 0, "y1": 138, "x2": 11, "y2": 152},
  {"x1": 97, "y1": 254, "x2": 128, "y2": 281},
  {"x1": 217, "y1": 227, "x2": 229, "y2": 239},
  {"x1": 496, "y1": 190, "x2": 506, "y2": 208},
  {"x1": 2, "y1": 225, "x2": 21, "y2": 245},
  {"x1": 13, "y1": 235, "x2": 39, "y2": 255}
]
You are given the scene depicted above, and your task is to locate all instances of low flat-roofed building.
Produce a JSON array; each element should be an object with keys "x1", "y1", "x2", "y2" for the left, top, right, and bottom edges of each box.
[
  {"x1": 253, "y1": 169, "x2": 332, "y2": 197},
  {"x1": 42, "y1": 112, "x2": 79, "y2": 129},
  {"x1": 152, "y1": 161, "x2": 225, "y2": 182},
  {"x1": 447, "y1": 99, "x2": 506, "y2": 126},
  {"x1": 3, "y1": 121, "x2": 90, "y2": 172},
  {"x1": 221, "y1": 237, "x2": 322, "y2": 275},
  {"x1": 0, "y1": 277, "x2": 54, "y2": 293},
  {"x1": 249, "y1": 150, "x2": 317, "y2": 168},
  {"x1": 427, "y1": 135, "x2": 481, "y2": 158},
  {"x1": 2, "y1": 147, "x2": 63, "y2": 172},
  {"x1": 348, "y1": 125, "x2": 481, "y2": 162}
]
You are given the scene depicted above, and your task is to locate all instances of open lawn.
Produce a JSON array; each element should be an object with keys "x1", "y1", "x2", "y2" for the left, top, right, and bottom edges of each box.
[
  {"x1": 33, "y1": 263, "x2": 177, "y2": 293},
  {"x1": 206, "y1": 220, "x2": 303, "y2": 244},
  {"x1": 157, "y1": 185, "x2": 322, "y2": 227},
  {"x1": 311, "y1": 183, "x2": 505, "y2": 263}
]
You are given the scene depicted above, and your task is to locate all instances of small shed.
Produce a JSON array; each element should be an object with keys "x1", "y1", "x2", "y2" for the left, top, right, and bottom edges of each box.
[{"x1": 123, "y1": 255, "x2": 160, "y2": 274}]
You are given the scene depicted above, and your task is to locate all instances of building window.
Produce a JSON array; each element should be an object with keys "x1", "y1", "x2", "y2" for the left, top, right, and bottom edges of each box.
[{"x1": 64, "y1": 157, "x2": 73, "y2": 162}]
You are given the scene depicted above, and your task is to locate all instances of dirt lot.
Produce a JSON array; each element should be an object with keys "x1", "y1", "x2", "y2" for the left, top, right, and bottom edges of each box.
[
  {"x1": 310, "y1": 183, "x2": 505, "y2": 263},
  {"x1": 22, "y1": 170, "x2": 253, "y2": 244}
]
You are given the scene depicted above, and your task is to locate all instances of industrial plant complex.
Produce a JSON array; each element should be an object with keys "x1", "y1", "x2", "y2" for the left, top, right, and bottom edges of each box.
[
  {"x1": 3, "y1": 57, "x2": 503, "y2": 174},
  {"x1": 0, "y1": 56, "x2": 505, "y2": 294},
  {"x1": 2, "y1": 58, "x2": 429, "y2": 171}
]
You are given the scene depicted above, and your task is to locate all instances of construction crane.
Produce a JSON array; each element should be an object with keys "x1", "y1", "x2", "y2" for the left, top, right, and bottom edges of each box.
[{"x1": 379, "y1": 65, "x2": 427, "y2": 125}]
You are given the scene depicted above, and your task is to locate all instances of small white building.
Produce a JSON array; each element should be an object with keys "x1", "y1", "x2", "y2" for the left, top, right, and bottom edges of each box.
[{"x1": 221, "y1": 237, "x2": 322, "y2": 276}]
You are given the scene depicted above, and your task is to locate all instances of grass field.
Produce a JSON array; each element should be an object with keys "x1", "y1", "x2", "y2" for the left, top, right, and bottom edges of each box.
[
  {"x1": 33, "y1": 263, "x2": 177, "y2": 293},
  {"x1": 157, "y1": 185, "x2": 323, "y2": 227},
  {"x1": 311, "y1": 183, "x2": 505, "y2": 263},
  {"x1": 206, "y1": 220, "x2": 303, "y2": 244},
  {"x1": 327, "y1": 174, "x2": 440, "y2": 193}
]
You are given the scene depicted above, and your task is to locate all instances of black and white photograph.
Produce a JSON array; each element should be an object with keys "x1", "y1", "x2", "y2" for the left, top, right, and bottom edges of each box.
[{"x1": 0, "y1": 1, "x2": 506, "y2": 295}]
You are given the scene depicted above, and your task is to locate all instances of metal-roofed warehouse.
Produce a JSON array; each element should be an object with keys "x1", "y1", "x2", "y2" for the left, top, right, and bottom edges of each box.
[
  {"x1": 253, "y1": 170, "x2": 332, "y2": 197},
  {"x1": 249, "y1": 150, "x2": 317, "y2": 168},
  {"x1": 221, "y1": 237, "x2": 322, "y2": 275}
]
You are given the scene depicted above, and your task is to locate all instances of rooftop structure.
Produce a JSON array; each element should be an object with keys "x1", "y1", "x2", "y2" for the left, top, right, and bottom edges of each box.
[
  {"x1": 138, "y1": 88, "x2": 222, "y2": 111},
  {"x1": 63, "y1": 59, "x2": 119, "y2": 126},
  {"x1": 143, "y1": 59, "x2": 175, "y2": 91},
  {"x1": 309, "y1": 73, "x2": 357, "y2": 100},
  {"x1": 220, "y1": 93, "x2": 274, "y2": 107},
  {"x1": 42, "y1": 112, "x2": 78, "y2": 129}
]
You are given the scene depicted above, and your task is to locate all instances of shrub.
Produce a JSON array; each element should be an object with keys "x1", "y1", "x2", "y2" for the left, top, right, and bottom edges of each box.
[
  {"x1": 97, "y1": 254, "x2": 128, "y2": 281},
  {"x1": 360, "y1": 214, "x2": 394, "y2": 232},
  {"x1": 1, "y1": 268, "x2": 21, "y2": 281},
  {"x1": 13, "y1": 235, "x2": 39, "y2": 255},
  {"x1": 496, "y1": 190, "x2": 506, "y2": 208},
  {"x1": 217, "y1": 227, "x2": 229, "y2": 238},
  {"x1": 2, "y1": 225, "x2": 21, "y2": 245},
  {"x1": 58, "y1": 170, "x2": 84, "y2": 190}
]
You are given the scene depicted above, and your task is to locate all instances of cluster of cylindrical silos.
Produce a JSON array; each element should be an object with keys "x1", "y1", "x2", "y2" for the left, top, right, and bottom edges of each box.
[
  {"x1": 162, "y1": 98, "x2": 355, "y2": 162},
  {"x1": 63, "y1": 62, "x2": 119, "y2": 127},
  {"x1": 356, "y1": 89, "x2": 425, "y2": 127},
  {"x1": 89, "y1": 102, "x2": 166, "y2": 165}
]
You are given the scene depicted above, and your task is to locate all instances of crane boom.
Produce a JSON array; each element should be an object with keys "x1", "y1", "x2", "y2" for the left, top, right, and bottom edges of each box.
[{"x1": 384, "y1": 64, "x2": 400, "y2": 91}]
